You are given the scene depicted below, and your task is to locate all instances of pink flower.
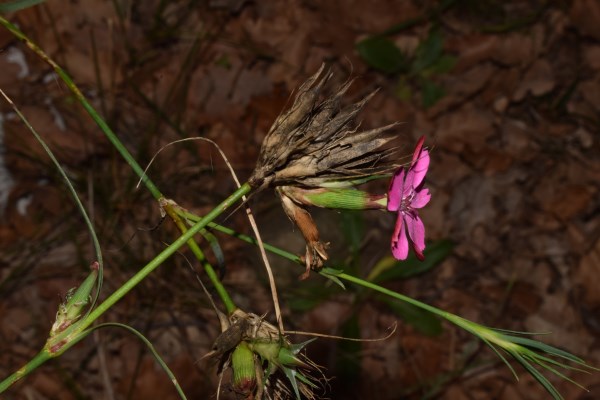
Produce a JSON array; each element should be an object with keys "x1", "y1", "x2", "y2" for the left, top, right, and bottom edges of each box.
[{"x1": 387, "y1": 136, "x2": 431, "y2": 261}]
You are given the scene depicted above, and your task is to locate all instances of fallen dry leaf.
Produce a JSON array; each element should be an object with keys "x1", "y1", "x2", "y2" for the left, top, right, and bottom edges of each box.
[
  {"x1": 434, "y1": 104, "x2": 494, "y2": 152},
  {"x1": 583, "y1": 44, "x2": 600, "y2": 70},
  {"x1": 570, "y1": 0, "x2": 600, "y2": 40},
  {"x1": 512, "y1": 58, "x2": 555, "y2": 101},
  {"x1": 573, "y1": 238, "x2": 600, "y2": 306},
  {"x1": 448, "y1": 34, "x2": 499, "y2": 71}
]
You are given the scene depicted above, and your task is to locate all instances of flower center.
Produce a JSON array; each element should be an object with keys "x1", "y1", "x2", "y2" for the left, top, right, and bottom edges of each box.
[{"x1": 400, "y1": 187, "x2": 416, "y2": 211}]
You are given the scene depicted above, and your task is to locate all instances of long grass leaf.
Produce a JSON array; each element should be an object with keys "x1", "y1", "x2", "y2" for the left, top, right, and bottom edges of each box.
[
  {"x1": 479, "y1": 337, "x2": 518, "y2": 381},
  {"x1": 0, "y1": 89, "x2": 103, "y2": 312},
  {"x1": 502, "y1": 335, "x2": 586, "y2": 364},
  {"x1": 510, "y1": 350, "x2": 563, "y2": 400},
  {"x1": 524, "y1": 355, "x2": 589, "y2": 391}
]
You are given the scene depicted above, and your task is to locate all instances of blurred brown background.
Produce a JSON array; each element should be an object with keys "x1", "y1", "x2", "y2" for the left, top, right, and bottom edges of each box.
[{"x1": 0, "y1": 1, "x2": 599, "y2": 399}]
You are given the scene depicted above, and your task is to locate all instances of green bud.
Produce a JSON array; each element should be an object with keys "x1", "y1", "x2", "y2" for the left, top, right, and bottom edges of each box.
[
  {"x1": 232, "y1": 342, "x2": 256, "y2": 394},
  {"x1": 50, "y1": 262, "x2": 99, "y2": 336},
  {"x1": 249, "y1": 340, "x2": 281, "y2": 364}
]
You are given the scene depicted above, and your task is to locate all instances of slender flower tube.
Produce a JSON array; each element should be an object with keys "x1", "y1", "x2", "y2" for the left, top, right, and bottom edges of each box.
[{"x1": 387, "y1": 137, "x2": 431, "y2": 260}]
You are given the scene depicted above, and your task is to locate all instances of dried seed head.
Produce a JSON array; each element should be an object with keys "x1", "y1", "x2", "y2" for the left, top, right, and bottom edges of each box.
[
  {"x1": 249, "y1": 64, "x2": 400, "y2": 191},
  {"x1": 223, "y1": 310, "x2": 325, "y2": 399}
]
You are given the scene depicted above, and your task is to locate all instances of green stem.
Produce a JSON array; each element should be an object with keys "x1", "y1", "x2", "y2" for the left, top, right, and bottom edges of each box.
[
  {"x1": 0, "y1": 16, "x2": 239, "y2": 311},
  {"x1": 0, "y1": 16, "x2": 246, "y2": 389},
  {"x1": 0, "y1": 326, "x2": 90, "y2": 393},
  {"x1": 178, "y1": 210, "x2": 297, "y2": 261},
  {"x1": 336, "y1": 273, "x2": 452, "y2": 319},
  {"x1": 177, "y1": 209, "x2": 461, "y2": 324},
  {"x1": 0, "y1": 16, "x2": 161, "y2": 199},
  {"x1": 0, "y1": 350, "x2": 50, "y2": 393},
  {"x1": 81, "y1": 183, "x2": 249, "y2": 330},
  {"x1": 0, "y1": 183, "x2": 251, "y2": 392},
  {"x1": 163, "y1": 202, "x2": 236, "y2": 313}
]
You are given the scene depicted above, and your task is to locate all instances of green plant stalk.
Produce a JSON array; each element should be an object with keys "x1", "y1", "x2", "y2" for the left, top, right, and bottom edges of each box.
[
  {"x1": 176, "y1": 209, "x2": 584, "y2": 352},
  {"x1": 0, "y1": 348, "x2": 53, "y2": 393},
  {"x1": 178, "y1": 209, "x2": 293, "y2": 261},
  {"x1": 0, "y1": 183, "x2": 250, "y2": 393},
  {"x1": 0, "y1": 14, "x2": 237, "y2": 316},
  {"x1": 0, "y1": 16, "x2": 160, "y2": 199},
  {"x1": 80, "y1": 184, "x2": 249, "y2": 330},
  {"x1": 0, "y1": 14, "x2": 242, "y2": 383},
  {"x1": 177, "y1": 209, "x2": 450, "y2": 315},
  {"x1": 162, "y1": 201, "x2": 236, "y2": 313}
]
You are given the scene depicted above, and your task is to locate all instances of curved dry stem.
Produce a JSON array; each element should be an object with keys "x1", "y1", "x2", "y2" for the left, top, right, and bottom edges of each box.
[
  {"x1": 143, "y1": 137, "x2": 285, "y2": 332},
  {"x1": 285, "y1": 321, "x2": 397, "y2": 342}
]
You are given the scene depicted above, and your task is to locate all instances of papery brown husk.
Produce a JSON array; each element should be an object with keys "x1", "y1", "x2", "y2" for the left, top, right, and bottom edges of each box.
[{"x1": 249, "y1": 63, "x2": 401, "y2": 191}]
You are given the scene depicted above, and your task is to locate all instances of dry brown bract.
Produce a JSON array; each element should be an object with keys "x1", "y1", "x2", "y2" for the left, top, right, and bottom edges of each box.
[
  {"x1": 249, "y1": 64, "x2": 401, "y2": 278},
  {"x1": 249, "y1": 64, "x2": 399, "y2": 189}
]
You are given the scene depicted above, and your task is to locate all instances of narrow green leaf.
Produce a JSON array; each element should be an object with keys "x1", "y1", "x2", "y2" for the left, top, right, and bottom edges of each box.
[
  {"x1": 0, "y1": 0, "x2": 44, "y2": 12},
  {"x1": 479, "y1": 337, "x2": 519, "y2": 381},
  {"x1": 520, "y1": 347, "x2": 597, "y2": 374},
  {"x1": 502, "y1": 335, "x2": 586, "y2": 364},
  {"x1": 526, "y1": 356, "x2": 589, "y2": 391},
  {"x1": 356, "y1": 36, "x2": 409, "y2": 74},
  {"x1": 201, "y1": 228, "x2": 226, "y2": 275},
  {"x1": 510, "y1": 350, "x2": 563, "y2": 400},
  {"x1": 282, "y1": 366, "x2": 302, "y2": 400},
  {"x1": 295, "y1": 371, "x2": 318, "y2": 388},
  {"x1": 491, "y1": 328, "x2": 553, "y2": 336},
  {"x1": 320, "y1": 268, "x2": 346, "y2": 289}
]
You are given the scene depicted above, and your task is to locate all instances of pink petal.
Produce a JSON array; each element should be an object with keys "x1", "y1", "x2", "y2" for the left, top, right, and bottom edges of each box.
[
  {"x1": 391, "y1": 214, "x2": 409, "y2": 260},
  {"x1": 405, "y1": 212, "x2": 426, "y2": 258},
  {"x1": 411, "y1": 149, "x2": 430, "y2": 189},
  {"x1": 411, "y1": 187, "x2": 431, "y2": 209},
  {"x1": 411, "y1": 136, "x2": 425, "y2": 164},
  {"x1": 387, "y1": 168, "x2": 405, "y2": 212},
  {"x1": 412, "y1": 242, "x2": 425, "y2": 261},
  {"x1": 402, "y1": 169, "x2": 416, "y2": 198}
]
